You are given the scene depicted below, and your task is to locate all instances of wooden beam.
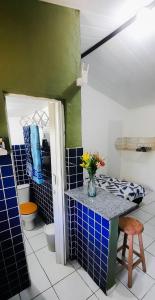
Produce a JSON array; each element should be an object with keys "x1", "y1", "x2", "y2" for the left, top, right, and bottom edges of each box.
[{"x1": 81, "y1": 0, "x2": 155, "y2": 58}]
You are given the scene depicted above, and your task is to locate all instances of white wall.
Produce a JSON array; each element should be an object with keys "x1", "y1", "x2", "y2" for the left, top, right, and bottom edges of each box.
[
  {"x1": 82, "y1": 85, "x2": 155, "y2": 190},
  {"x1": 8, "y1": 117, "x2": 24, "y2": 145},
  {"x1": 81, "y1": 85, "x2": 127, "y2": 177},
  {"x1": 8, "y1": 107, "x2": 49, "y2": 146},
  {"x1": 42, "y1": 107, "x2": 50, "y2": 144},
  {"x1": 121, "y1": 105, "x2": 155, "y2": 190}
]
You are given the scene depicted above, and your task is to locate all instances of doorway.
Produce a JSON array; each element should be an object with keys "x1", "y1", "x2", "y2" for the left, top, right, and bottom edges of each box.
[{"x1": 5, "y1": 93, "x2": 66, "y2": 265}]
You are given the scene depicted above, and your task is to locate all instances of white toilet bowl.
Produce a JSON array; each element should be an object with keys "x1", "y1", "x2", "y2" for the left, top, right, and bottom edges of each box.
[
  {"x1": 17, "y1": 184, "x2": 38, "y2": 231},
  {"x1": 22, "y1": 211, "x2": 38, "y2": 231}
]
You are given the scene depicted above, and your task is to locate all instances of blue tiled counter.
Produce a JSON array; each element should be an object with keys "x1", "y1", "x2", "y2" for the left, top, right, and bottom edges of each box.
[{"x1": 65, "y1": 186, "x2": 137, "y2": 294}]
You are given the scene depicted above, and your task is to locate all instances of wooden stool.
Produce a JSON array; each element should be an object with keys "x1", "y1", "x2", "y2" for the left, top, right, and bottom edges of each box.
[{"x1": 117, "y1": 216, "x2": 146, "y2": 288}]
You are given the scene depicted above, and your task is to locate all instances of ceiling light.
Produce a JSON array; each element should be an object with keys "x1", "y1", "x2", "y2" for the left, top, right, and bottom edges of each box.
[{"x1": 133, "y1": 7, "x2": 155, "y2": 38}]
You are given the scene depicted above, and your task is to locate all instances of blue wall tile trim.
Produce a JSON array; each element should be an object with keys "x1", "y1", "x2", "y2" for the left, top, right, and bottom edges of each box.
[
  {"x1": 0, "y1": 155, "x2": 30, "y2": 299},
  {"x1": 66, "y1": 147, "x2": 83, "y2": 190},
  {"x1": 66, "y1": 195, "x2": 112, "y2": 293},
  {"x1": 12, "y1": 145, "x2": 29, "y2": 185}
]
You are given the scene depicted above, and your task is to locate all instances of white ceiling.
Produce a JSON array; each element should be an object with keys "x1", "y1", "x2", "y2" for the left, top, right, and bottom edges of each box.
[
  {"x1": 41, "y1": 0, "x2": 155, "y2": 108},
  {"x1": 6, "y1": 95, "x2": 48, "y2": 118},
  {"x1": 42, "y1": 0, "x2": 152, "y2": 52},
  {"x1": 84, "y1": 18, "x2": 155, "y2": 108}
]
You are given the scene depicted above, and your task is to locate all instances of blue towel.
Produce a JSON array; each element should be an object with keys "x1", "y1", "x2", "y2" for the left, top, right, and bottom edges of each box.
[
  {"x1": 23, "y1": 126, "x2": 33, "y2": 178},
  {"x1": 30, "y1": 125, "x2": 44, "y2": 184}
]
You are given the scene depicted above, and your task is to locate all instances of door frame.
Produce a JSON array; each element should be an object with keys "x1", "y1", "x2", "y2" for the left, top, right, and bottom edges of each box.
[
  {"x1": 48, "y1": 101, "x2": 66, "y2": 264},
  {"x1": 5, "y1": 94, "x2": 66, "y2": 265}
]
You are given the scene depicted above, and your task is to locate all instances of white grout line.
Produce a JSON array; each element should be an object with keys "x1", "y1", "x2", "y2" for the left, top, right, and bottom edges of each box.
[
  {"x1": 23, "y1": 229, "x2": 44, "y2": 240},
  {"x1": 33, "y1": 243, "x2": 75, "y2": 289},
  {"x1": 145, "y1": 239, "x2": 155, "y2": 253},
  {"x1": 51, "y1": 269, "x2": 76, "y2": 288},
  {"x1": 86, "y1": 293, "x2": 98, "y2": 300},
  {"x1": 21, "y1": 250, "x2": 52, "y2": 299},
  {"x1": 52, "y1": 285, "x2": 61, "y2": 300},
  {"x1": 142, "y1": 283, "x2": 155, "y2": 300},
  {"x1": 76, "y1": 268, "x2": 97, "y2": 295},
  {"x1": 31, "y1": 286, "x2": 60, "y2": 300},
  {"x1": 29, "y1": 244, "x2": 48, "y2": 256},
  {"x1": 118, "y1": 279, "x2": 140, "y2": 300}
]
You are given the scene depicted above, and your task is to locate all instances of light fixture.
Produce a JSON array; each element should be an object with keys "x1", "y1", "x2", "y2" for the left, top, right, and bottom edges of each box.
[
  {"x1": 76, "y1": 63, "x2": 89, "y2": 87},
  {"x1": 133, "y1": 6, "x2": 155, "y2": 38}
]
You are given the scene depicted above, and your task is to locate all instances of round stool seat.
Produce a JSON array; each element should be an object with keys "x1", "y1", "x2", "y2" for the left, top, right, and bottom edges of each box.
[
  {"x1": 119, "y1": 217, "x2": 143, "y2": 235},
  {"x1": 20, "y1": 202, "x2": 38, "y2": 215}
]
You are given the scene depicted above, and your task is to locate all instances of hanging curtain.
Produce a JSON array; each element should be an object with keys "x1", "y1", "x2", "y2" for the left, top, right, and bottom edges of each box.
[
  {"x1": 23, "y1": 125, "x2": 44, "y2": 184},
  {"x1": 23, "y1": 126, "x2": 33, "y2": 178},
  {"x1": 30, "y1": 125, "x2": 44, "y2": 184}
]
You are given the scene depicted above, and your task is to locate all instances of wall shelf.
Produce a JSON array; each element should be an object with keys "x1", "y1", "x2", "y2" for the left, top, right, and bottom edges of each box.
[{"x1": 115, "y1": 137, "x2": 155, "y2": 151}]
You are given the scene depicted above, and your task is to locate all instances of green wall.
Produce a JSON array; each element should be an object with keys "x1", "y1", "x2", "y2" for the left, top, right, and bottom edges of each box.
[{"x1": 0, "y1": 0, "x2": 81, "y2": 148}]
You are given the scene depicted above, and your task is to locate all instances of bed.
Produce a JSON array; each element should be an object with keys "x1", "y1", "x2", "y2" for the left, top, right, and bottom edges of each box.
[{"x1": 95, "y1": 174, "x2": 145, "y2": 205}]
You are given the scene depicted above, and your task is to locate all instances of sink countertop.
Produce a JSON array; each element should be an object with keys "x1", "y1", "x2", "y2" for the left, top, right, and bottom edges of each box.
[{"x1": 65, "y1": 186, "x2": 137, "y2": 220}]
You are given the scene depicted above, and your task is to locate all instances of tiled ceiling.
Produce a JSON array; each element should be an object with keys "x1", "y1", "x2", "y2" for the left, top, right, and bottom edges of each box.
[{"x1": 41, "y1": 0, "x2": 155, "y2": 108}]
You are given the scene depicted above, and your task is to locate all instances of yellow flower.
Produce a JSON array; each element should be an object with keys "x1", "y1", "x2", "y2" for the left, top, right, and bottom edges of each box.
[
  {"x1": 80, "y1": 163, "x2": 86, "y2": 168},
  {"x1": 82, "y1": 152, "x2": 90, "y2": 162}
]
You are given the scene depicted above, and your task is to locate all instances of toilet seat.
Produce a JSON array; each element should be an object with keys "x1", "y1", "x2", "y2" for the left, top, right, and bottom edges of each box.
[{"x1": 20, "y1": 202, "x2": 38, "y2": 215}]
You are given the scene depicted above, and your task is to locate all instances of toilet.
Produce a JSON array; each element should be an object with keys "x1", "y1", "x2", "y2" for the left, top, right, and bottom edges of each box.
[{"x1": 17, "y1": 184, "x2": 38, "y2": 231}]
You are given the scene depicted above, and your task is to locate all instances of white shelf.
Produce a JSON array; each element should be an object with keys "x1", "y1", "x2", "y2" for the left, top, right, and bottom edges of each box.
[{"x1": 115, "y1": 137, "x2": 155, "y2": 151}]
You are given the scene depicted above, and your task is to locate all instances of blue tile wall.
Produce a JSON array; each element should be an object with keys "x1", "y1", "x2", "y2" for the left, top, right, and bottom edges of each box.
[
  {"x1": 0, "y1": 155, "x2": 30, "y2": 299},
  {"x1": 12, "y1": 145, "x2": 29, "y2": 185},
  {"x1": 12, "y1": 145, "x2": 83, "y2": 225},
  {"x1": 12, "y1": 144, "x2": 53, "y2": 224},
  {"x1": 30, "y1": 148, "x2": 54, "y2": 224},
  {"x1": 66, "y1": 147, "x2": 83, "y2": 190},
  {"x1": 41, "y1": 149, "x2": 51, "y2": 180},
  {"x1": 66, "y1": 197, "x2": 77, "y2": 258},
  {"x1": 31, "y1": 179, "x2": 54, "y2": 224},
  {"x1": 66, "y1": 195, "x2": 110, "y2": 293}
]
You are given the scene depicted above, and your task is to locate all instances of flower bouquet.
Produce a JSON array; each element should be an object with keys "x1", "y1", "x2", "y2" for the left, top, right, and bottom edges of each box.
[{"x1": 80, "y1": 152, "x2": 105, "y2": 197}]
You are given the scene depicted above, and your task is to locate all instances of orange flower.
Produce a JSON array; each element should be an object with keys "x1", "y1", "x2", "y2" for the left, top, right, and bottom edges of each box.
[
  {"x1": 96, "y1": 162, "x2": 101, "y2": 168},
  {"x1": 94, "y1": 153, "x2": 100, "y2": 161},
  {"x1": 100, "y1": 160, "x2": 105, "y2": 167}
]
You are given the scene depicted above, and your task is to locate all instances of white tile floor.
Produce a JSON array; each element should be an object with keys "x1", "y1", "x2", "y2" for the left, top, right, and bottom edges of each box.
[{"x1": 9, "y1": 191, "x2": 155, "y2": 300}]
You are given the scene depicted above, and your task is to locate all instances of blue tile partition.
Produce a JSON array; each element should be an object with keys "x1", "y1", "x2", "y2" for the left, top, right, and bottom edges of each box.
[
  {"x1": 31, "y1": 147, "x2": 54, "y2": 224},
  {"x1": 12, "y1": 145, "x2": 83, "y2": 224},
  {"x1": 66, "y1": 147, "x2": 83, "y2": 190},
  {"x1": 0, "y1": 155, "x2": 30, "y2": 299},
  {"x1": 66, "y1": 195, "x2": 118, "y2": 293},
  {"x1": 12, "y1": 145, "x2": 29, "y2": 185},
  {"x1": 12, "y1": 144, "x2": 53, "y2": 224},
  {"x1": 31, "y1": 179, "x2": 54, "y2": 224}
]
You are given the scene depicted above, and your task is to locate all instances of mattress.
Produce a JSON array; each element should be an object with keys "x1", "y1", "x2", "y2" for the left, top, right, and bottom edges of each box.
[{"x1": 95, "y1": 174, "x2": 145, "y2": 202}]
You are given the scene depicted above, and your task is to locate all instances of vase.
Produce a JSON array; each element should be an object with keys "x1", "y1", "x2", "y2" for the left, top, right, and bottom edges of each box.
[{"x1": 88, "y1": 175, "x2": 96, "y2": 197}]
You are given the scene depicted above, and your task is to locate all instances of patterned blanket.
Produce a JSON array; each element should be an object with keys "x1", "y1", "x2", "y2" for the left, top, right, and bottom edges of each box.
[{"x1": 95, "y1": 174, "x2": 145, "y2": 202}]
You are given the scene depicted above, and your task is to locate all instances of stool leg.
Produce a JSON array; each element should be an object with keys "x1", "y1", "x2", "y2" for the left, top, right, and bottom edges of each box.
[
  {"x1": 128, "y1": 235, "x2": 133, "y2": 288},
  {"x1": 138, "y1": 233, "x2": 146, "y2": 273},
  {"x1": 122, "y1": 233, "x2": 127, "y2": 258}
]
